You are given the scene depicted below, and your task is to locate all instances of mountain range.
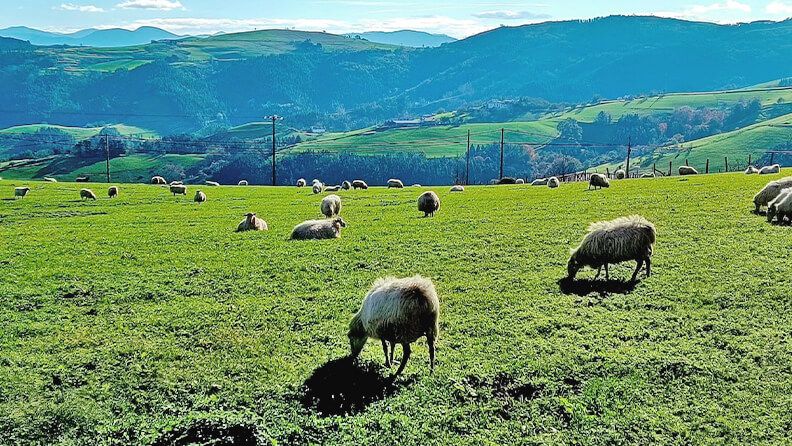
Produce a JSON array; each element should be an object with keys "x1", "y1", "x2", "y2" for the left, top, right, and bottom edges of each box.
[
  {"x1": 345, "y1": 30, "x2": 455, "y2": 47},
  {"x1": 0, "y1": 26, "x2": 181, "y2": 47}
]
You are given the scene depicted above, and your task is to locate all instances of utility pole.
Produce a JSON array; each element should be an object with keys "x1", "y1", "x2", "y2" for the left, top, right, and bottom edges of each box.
[
  {"x1": 499, "y1": 128, "x2": 505, "y2": 180},
  {"x1": 265, "y1": 115, "x2": 281, "y2": 186},
  {"x1": 625, "y1": 137, "x2": 632, "y2": 178},
  {"x1": 466, "y1": 130, "x2": 471, "y2": 185},
  {"x1": 104, "y1": 134, "x2": 110, "y2": 183}
]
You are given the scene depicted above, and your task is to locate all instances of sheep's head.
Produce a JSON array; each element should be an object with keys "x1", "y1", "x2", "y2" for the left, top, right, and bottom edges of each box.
[
  {"x1": 335, "y1": 218, "x2": 347, "y2": 229},
  {"x1": 567, "y1": 251, "x2": 581, "y2": 279},
  {"x1": 767, "y1": 205, "x2": 777, "y2": 223},
  {"x1": 348, "y1": 314, "x2": 366, "y2": 357}
]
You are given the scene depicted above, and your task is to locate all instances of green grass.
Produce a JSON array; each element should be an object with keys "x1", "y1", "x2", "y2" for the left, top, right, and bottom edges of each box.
[
  {"x1": 84, "y1": 59, "x2": 153, "y2": 73},
  {"x1": 0, "y1": 154, "x2": 204, "y2": 182},
  {"x1": 2, "y1": 171, "x2": 792, "y2": 445},
  {"x1": 0, "y1": 124, "x2": 158, "y2": 139}
]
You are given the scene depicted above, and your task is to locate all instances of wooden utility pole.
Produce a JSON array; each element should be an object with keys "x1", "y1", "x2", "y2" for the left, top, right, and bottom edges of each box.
[
  {"x1": 625, "y1": 137, "x2": 632, "y2": 178},
  {"x1": 104, "y1": 134, "x2": 110, "y2": 183},
  {"x1": 705, "y1": 159, "x2": 710, "y2": 174},
  {"x1": 668, "y1": 161, "x2": 672, "y2": 176},
  {"x1": 466, "y1": 130, "x2": 471, "y2": 185},
  {"x1": 724, "y1": 157, "x2": 729, "y2": 173},
  {"x1": 748, "y1": 154, "x2": 752, "y2": 166},
  {"x1": 499, "y1": 128, "x2": 505, "y2": 180},
  {"x1": 271, "y1": 116, "x2": 277, "y2": 186}
]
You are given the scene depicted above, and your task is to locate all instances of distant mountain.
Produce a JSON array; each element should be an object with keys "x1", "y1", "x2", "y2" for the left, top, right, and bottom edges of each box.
[
  {"x1": 345, "y1": 30, "x2": 455, "y2": 47},
  {"x1": 0, "y1": 26, "x2": 181, "y2": 47}
]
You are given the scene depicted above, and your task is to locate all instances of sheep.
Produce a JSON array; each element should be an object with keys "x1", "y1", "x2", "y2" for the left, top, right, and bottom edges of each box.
[
  {"x1": 450, "y1": 185, "x2": 465, "y2": 192},
  {"x1": 297, "y1": 178, "x2": 307, "y2": 187},
  {"x1": 321, "y1": 194, "x2": 342, "y2": 218},
  {"x1": 767, "y1": 188, "x2": 792, "y2": 224},
  {"x1": 237, "y1": 213, "x2": 268, "y2": 232},
  {"x1": 80, "y1": 189, "x2": 97, "y2": 201},
  {"x1": 589, "y1": 173, "x2": 610, "y2": 190},
  {"x1": 352, "y1": 180, "x2": 368, "y2": 190},
  {"x1": 348, "y1": 275, "x2": 439, "y2": 377},
  {"x1": 759, "y1": 164, "x2": 781, "y2": 175},
  {"x1": 745, "y1": 166, "x2": 760, "y2": 175},
  {"x1": 312, "y1": 179, "x2": 321, "y2": 185},
  {"x1": 388, "y1": 179, "x2": 405, "y2": 189},
  {"x1": 238, "y1": 180, "x2": 249, "y2": 186},
  {"x1": 325, "y1": 185, "x2": 341, "y2": 192},
  {"x1": 312, "y1": 183, "x2": 324, "y2": 194},
  {"x1": 205, "y1": 181, "x2": 220, "y2": 187},
  {"x1": 615, "y1": 169, "x2": 626, "y2": 180},
  {"x1": 547, "y1": 177, "x2": 560, "y2": 188},
  {"x1": 531, "y1": 178, "x2": 548, "y2": 186},
  {"x1": 515, "y1": 179, "x2": 525, "y2": 184},
  {"x1": 567, "y1": 215, "x2": 656, "y2": 282},
  {"x1": 418, "y1": 191, "x2": 440, "y2": 217},
  {"x1": 641, "y1": 173, "x2": 655, "y2": 178},
  {"x1": 342, "y1": 181, "x2": 352, "y2": 190},
  {"x1": 194, "y1": 190, "x2": 207, "y2": 203},
  {"x1": 76, "y1": 176, "x2": 90, "y2": 183},
  {"x1": 108, "y1": 186, "x2": 119, "y2": 198},
  {"x1": 14, "y1": 187, "x2": 30, "y2": 199},
  {"x1": 170, "y1": 181, "x2": 183, "y2": 186},
  {"x1": 412, "y1": 184, "x2": 422, "y2": 188},
  {"x1": 170, "y1": 185, "x2": 187, "y2": 196},
  {"x1": 753, "y1": 177, "x2": 792, "y2": 213},
  {"x1": 498, "y1": 177, "x2": 517, "y2": 185},
  {"x1": 151, "y1": 176, "x2": 167, "y2": 185},
  {"x1": 291, "y1": 217, "x2": 346, "y2": 240},
  {"x1": 44, "y1": 177, "x2": 57, "y2": 183},
  {"x1": 678, "y1": 166, "x2": 698, "y2": 176}
]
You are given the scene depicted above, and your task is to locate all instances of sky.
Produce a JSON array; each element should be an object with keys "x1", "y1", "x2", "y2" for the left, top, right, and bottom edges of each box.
[{"x1": 2, "y1": 0, "x2": 792, "y2": 38}]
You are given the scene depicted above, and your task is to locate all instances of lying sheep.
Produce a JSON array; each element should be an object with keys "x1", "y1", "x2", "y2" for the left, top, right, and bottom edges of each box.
[
  {"x1": 80, "y1": 189, "x2": 97, "y2": 201},
  {"x1": 108, "y1": 186, "x2": 119, "y2": 198},
  {"x1": 531, "y1": 178, "x2": 548, "y2": 186},
  {"x1": 312, "y1": 183, "x2": 324, "y2": 194},
  {"x1": 767, "y1": 188, "x2": 792, "y2": 224},
  {"x1": 14, "y1": 187, "x2": 30, "y2": 199},
  {"x1": 297, "y1": 178, "x2": 307, "y2": 187},
  {"x1": 348, "y1": 275, "x2": 439, "y2": 376},
  {"x1": 515, "y1": 179, "x2": 525, "y2": 184},
  {"x1": 412, "y1": 184, "x2": 422, "y2": 188},
  {"x1": 44, "y1": 177, "x2": 57, "y2": 183},
  {"x1": 170, "y1": 185, "x2": 187, "y2": 196},
  {"x1": 238, "y1": 180, "x2": 249, "y2": 186},
  {"x1": 388, "y1": 179, "x2": 405, "y2": 189},
  {"x1": 615, "y1": 169, "x2": 626, "y2": 180},
  {"x1": 237, "y1": 213, "x2": 268, "y2": 232},
  {"x1": 753, "y1": 177, "x2": 792, "y2": 213},
  {"x1": 325, "y1": 185, "x2": 341, "y2": 192},
  {"x1": 759, "y1": 164, "x2": 781, "y2": 175},
  {"x1": 745, "y1": 166, "x2": 760, "y2": 175},
  {"x1": 151, "y1": 176, "x2": 167, "y2": 185},
  {"x1": 321, "y1": 194, "x2": 342, "y2": 217},
  {"x1": 342, "y1": 181, "x2": 352, "y2": 190},
  {"x1": 291, "y1": 217, "x2": 346, "y2": 240},
  {"x1": 548, "y1": 177, "x2": 560, "y2": 188},
  {"x1": 418, "y1": 191, "x2": 440, "y2": 217},
  {"x1": 205, "y1": 181, "x2": 220, "y2": 187},
  {"x1": 678, "y1": 166, "x2": 698, "y2": 176},
  {"x1": 352, "y1": 180, "x2": 368, "y2": 190},
  {"x1": 450, "y1": 185, "x2": 464, "y2": 192},
  {"x1": 641, "y1": 173, "x2": 655, "y2": 178},
  {"x1": 194, "y1": 190, "x2": 207, "y2": 203},
  {"x1": 498, "y1": 177, "x2": 517, "y2": 185},
  {"x1": 589, "y1": 173, "x2": 610, "y2": 190},
  {"x1": 567, "y1": 215, "x2": 656, "y2": 282}
]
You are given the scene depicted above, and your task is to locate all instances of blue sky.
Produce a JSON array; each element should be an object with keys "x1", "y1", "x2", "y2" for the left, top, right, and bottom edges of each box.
[{"x1": 4, "y1": 0, "x2": 792, "y2": 37}]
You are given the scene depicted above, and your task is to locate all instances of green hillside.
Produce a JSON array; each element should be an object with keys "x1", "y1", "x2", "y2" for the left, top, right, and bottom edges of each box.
[
  {"x1": 0, "y1": 154, "x2": 204, "y2": 182},
  {"x1": 2, "y1": 172, "x2": 792, "y2": 444},
  {"x1": 0, "y1": 123, "x2": 157, "y2": 139}
]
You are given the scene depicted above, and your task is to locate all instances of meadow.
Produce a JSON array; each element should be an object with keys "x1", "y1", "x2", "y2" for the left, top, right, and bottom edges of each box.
[{"x1": 1, "y1": 172, "x2": 792, "y2": 445}]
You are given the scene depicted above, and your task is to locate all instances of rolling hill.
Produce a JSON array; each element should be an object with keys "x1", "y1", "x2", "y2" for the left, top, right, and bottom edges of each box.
[
  {"x1": 346, "y1": 30, "x2": 455, "y2": 47},
  {"x1": 0, "y1": 26, "x2": 181, "y2": 47}
]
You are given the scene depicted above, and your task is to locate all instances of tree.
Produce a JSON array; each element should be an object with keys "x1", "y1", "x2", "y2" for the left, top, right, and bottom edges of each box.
[{"x1": 558, "y1": 118, "x2": 583, "y2": 142}]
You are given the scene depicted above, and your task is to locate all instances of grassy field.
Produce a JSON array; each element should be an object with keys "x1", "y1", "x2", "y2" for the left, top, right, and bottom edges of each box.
[
  {"x1": 2, "y1": 171, "x2": 792, "y2": 445},
  {"x1": 0, "y1": 154, "x2": 204, "y2": 182},
  {"x1": 0, "y1": 124, "x2": 157, "y2": 140}
]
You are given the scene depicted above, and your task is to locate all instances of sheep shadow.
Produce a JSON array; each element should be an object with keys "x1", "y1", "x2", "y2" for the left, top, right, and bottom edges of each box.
[
  {"x1": 557, "y1": 277, "x2": 637, "y2": 297},
  {"x1": 298, "y1": 356, "x2": 414, "y2": 417}
]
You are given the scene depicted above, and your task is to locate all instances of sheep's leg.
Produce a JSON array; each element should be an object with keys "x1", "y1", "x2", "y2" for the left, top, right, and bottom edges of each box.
[
  {"x1": 645, "y1": 257, "x2": 651, "y2": 277},
  {"x1": 604, "y1": 264, "x2": 609, "y2": 280},
  {"x1": 381, "y1": 340, "x2": 391, "y2": 367},
  {"x1": 631, "y1": 259, "x2": 644, "y2": 282},
  {"x1": 389, "y1": 341, "x2": 396, "y2": 365},
  {"x1": 394, "y1": 343, "x2": 411, "y2": 377},
  {"x1": 427, "y1": 335, "x2": 436, "y2": 373}
]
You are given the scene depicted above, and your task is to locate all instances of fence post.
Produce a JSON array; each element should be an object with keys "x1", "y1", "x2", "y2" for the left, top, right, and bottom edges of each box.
[
  {"x1": 706, "y1": 159, "x2": 709, "y2": 174},
  {"x1": 748, "y1": 154, "x2": 752, "y2": 166},
  {"x1": 685, "y1": 159, "x2": 689, "y2": 166},
  {"x1": 669, "y1": 161, "x2": 672, "y2": 176},
  {"x1": 725, "y1": 157, "x2": 728, "y2": 173},
  {"x1": 606, "y1": 168, "x2": 610, "y2": 179},
  {"x1": 770, "y1": 152, "x2": 775, "y2": 165}
]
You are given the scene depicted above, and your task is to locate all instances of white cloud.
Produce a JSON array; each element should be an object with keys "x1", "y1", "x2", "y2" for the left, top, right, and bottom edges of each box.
[
  {"x1": 117, "y1": 0, "x2": 184, "y2": 10},
  {"x1": 57, "y1": 3, "x2": 105, "y2": 12},
  {"x1": 653, "y1": 0, "x2": 753, "y2": 22},
  {"x1": 766, "y1": 1, "x2": 792, "y2": 14},
  {"x1": 474, "y1": 10, "x2": 550, "y2": 20}
]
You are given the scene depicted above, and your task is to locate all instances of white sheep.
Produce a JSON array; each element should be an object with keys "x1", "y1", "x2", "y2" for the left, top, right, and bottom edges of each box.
[
  {"x1": 641, "y1": 173, "x2": 655, "y2": 178},
  {"x1": 759, "y1": 164, "x2": 781, "y2": 175},
  {"x1": 151, "y1": 176, "x2": 167, "y2": 185},
  {"x1": 352, "y1": 180, "x2": 368, "y2": 190},
  {"x1": 170, "y1": 181, "x2": 183, "y2": 186},
  {"x1": 325, "y1": 185, "x2": 341, "y2": 192},
  {"x1": 678, "y1": 166, "x2": 698, "y2": 176},
  {"x1": 418, "y1": 191, "x2": 440, "y2": 217},
  {"x1": 238, "y1": 180, "x2": 249, "y2": 186},
  {"x1": 237, "y1": 213, "x2": 268, "y2": 232},
  {"x1": 194, "y1": 190, "x2": 207, "y2": 203},
  {"x1": 321, "y1": 194, "x2": 342, "y2": 217},
  {"x1": 753, "y1": 177, "x2": 792, "y2": 213},
  {"x1": 342, "y1": 181, "x2": 352, "y2": 190},
  {"x1": 44, "y1": 177, "x2": 57, "y2": 183},
  {"x1": 388, "y1": 179, "x2": 405, "y2": 189},
  {"x1": 108, "y1": 186, "x2": 119, "y2": 198},
  {"x1": 80, "y1": 189, "x2": 97, "y2": 200},
  {"x1": 745, "y1": 166, "x2": 759, "y2": 175},
  {"x1": 297, "y1": 178, "x2": 307, "y2": 187},
  {"x1": 515, "y1": 179, "x2": 525, "y2": 184},
  {"x1": 450, "y1": 185, "x2": 464, "y2": 192},
  {"x1": 291, "y1": 217, "x2": 346, "y2": 240},
  {"x1": 615, "y1": 169, "x2": 626, "y2": 180},
  {"x1": 170, "y1": 185, "x2": 187, "y2": 196},
  {"x1": 567, "y1": 215, "x2": 656, "y2": 282},
  {"x1": 14, "y1": 187, "x2": 30, "y2": 199},
  {"x1": 412, "y1": 184, "x2": 422, "y2": 188},
  {"x1": 312, "y1": 183, "x2": 324, "y2": 194},
  {"x1": 348, "y1": 275, "x2": 439, "y2": 376},
  {"x1": 531, "y1": 178, "x2": 548, "y2": 186},
  {"x1": 589, "y1": 173, "x2": 610, "y2": 190},
  {"x1": 205, "y1": 181, "x2": 220, "y2": 187},
  {"x1": 767, "y1": 188, "x2": 792, "y2": 224},
  {"x1": 548, "y1": 177, "x2": 560, "y2": 188}
]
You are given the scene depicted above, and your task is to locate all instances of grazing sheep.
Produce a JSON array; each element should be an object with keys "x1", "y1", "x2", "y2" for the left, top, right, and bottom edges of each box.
[
  {"x1": 170, "y1": 185, "x2": 187, "y2": 196},
  {"x1": 237, "y1": 213, "x2": 268, "y2": 232},
  {"x1": 205, "y1": 181, "x2": 220, "y2": 187},
  {"x1": 80, "y1": 189, "x2": 97, "y2": 200},
  {"x1": 745, "y1": 166, "x2": 760, "y2": 175},
  {"x1": 297, "y1": 178, "x2": 307, "y2": 187},
  {"x1": 238, "y1": 180, "x2": 249, "y2": 186},
  {"x1": 412, "y1": 184, "x2": 422, "y2": 188},
  {"x1": 531, "y1": 178, "x2": 548, "y2": 186},
  {"x1": 108, "y1": 186, "x2": 119, "y2": 198},
  {"x1": 388, "y1": 179, "x2": 405, "y2": 189},
  {"x1": 548, "y1": 177, "x2": 560, "y2": 188},
  {"x1": 515, "y1": 179, "x2": 525, "y2": 184},
  {"x1": 312, "y1": 183, "x2": 324, "y2": 194},
  {"x1": 348, "y1": 275, "x2": 439, "y2": 376},
  {"x1": 321, "y1": 194, "x2": 342, "y2": 218},
  {"x1": 291, "y1": 217, "x2": 346, "y2": 240},
  {"x1": 767, "y1": 188, "x2": 792, "y2": 223},
  {"x1": 14, "y1": 187, "x2": 30, "y2": 199},
  {"x1": 342, "y1": 181, "x2": 352, "y2": 190},
  {"x1": 418, "y1": 191, "x2": 440, "y2": 217},
  {"x1": 450, "y1": 185, "x2": 464, "y2": 192},
  {"x1": 567, "y1": 215, "x2": 656, "y2": 282},
  {"x1": 498, "y1": 177, "x2": 517, "y2": 185},
  {"x1": 170, "y1": 181, "x2": 183, "y2": 186},
  {"x1": 759, "y1": 164, "x2": 781, "y2": 175},
  {"x1": 352, "y1": 180, "x2": 368, "y2": 190},
  {"x1": 589, "y1": 173, "x2": 610, "y2": 190},
  {"x1": 325, "y1": 185, "x2": 341, "y2": 192},
  {"x1": 151, "y1": 176, "x2": 167, "y2": 185},
  {"x1": 615, "y1": 169, "x2": 626, "y2": 180},
  {"x1": 641, "y1": 173, "x2": 655, "y2": 178},
  {"x1": 194, "y1": 190, "x2": 207, "y2": 203},
  {"x1": 678, "y1": 166, "x2": 698, "y2": 176},
  {"x1": 44, "y1": 177, "x2": 57, "y2": 183},
  {"x1": 753, "y1": 177, "x2": 792, "y2": 213}
]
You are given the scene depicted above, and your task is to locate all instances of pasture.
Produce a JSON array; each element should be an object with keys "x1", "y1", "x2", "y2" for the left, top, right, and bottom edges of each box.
[{"x1": 1, "y1": 173, "x2": 791, "y2": 445}]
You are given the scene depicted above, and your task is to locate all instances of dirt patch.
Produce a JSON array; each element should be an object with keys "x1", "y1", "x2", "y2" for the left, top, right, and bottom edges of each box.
[{"x1": 153, "y1": 419, "x2": 260, "y2": 446}]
